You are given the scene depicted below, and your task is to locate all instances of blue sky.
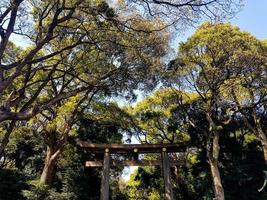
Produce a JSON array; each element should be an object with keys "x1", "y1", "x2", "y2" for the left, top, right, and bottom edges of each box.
[
  {"x1": 231, "y1": 0, "x2": 267, "y2": 39},
  {"x1": 176, "y1": 0, "x2": 267, "y2": 46}
]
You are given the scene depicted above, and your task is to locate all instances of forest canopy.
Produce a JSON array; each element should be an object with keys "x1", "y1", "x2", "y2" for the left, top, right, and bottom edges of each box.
[{"x1": 1, "y1": 0, "x2": 267, "y2": 200}]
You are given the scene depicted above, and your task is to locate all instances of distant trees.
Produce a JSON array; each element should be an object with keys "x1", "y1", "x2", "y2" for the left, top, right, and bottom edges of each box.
[
  {"x1": 125, "y1": 167, "x2": 164, "y2": 199},
  {"x1": 126, "y1": 86, "x2": 266, "y2": 199},
  {"x1": 127, "y1": 88, "x2": 193, "y2": 144}
]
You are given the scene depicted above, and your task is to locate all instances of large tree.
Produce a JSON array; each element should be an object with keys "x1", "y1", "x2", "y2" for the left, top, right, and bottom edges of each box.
[
  {"x1": 169, "y1": 22, "x2": 267, "y2": 199},
  {"x1": 0, "y1": 0, "x2": 171, "y2": 158}
]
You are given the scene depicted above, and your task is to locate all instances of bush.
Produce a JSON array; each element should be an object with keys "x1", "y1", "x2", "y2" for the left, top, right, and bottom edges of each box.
[
  {"x1": 22, "y1": 180, "x2": 76, "y2": 200},
  {"x1": 0, "y1": 169, "x2": 28, "y2": 200}
]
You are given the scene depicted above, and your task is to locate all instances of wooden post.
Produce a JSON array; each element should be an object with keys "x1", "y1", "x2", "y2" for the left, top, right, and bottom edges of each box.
[
  {"x1": 101, "y1": 149, "x2": 110, "y2": 200},
  {"x1": 162, "y1": 150, "x2": 173, "y2": 200}
]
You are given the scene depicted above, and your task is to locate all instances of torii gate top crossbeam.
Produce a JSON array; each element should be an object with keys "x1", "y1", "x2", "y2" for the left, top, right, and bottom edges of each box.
[{"x1": 79, "y1": 142, "x2": 186, "y2": 153}]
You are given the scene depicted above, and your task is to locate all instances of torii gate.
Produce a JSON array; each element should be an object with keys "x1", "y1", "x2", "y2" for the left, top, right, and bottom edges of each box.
[{"x1": 79, "y1": 142, "x2": 186, "y2": 200}]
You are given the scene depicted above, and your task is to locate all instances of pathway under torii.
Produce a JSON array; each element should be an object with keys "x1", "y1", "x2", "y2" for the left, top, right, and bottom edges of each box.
[{"x1": 79, "y1": 142, "x2": 187, "y2": 200}]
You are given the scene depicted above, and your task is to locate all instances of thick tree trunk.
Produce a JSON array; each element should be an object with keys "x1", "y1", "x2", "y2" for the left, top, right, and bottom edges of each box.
[
  {"x1": 40, "y1": 147, "x2": 58, "y2": 186},
  {"x1": 40, "y1": 121, "x2": 71, "y2": 186},
  {"x1": 209, "y1": 132, "x2": 225, "y2": 200},
  {"x1": 258, "y1": 128, "x2": 267, "y2": 166}
]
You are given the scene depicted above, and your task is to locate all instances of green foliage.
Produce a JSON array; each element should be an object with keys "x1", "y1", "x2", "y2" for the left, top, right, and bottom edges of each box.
[
  {"x1": 173, "y1": 22, "x2": 267, "y2": 103},
  {"x1": 127, "y1": 83, "x2": 267, "y2": 199},
  {"x1": 125, "y1": 167, "x2": 164, "y2": 200},
  {"x1": 22, "y1": 180, "x2": 75, "y2": 200},
  {"x1": 128, "y1": 88, "x2": 197, "y2": 144},
  {"x1": 0, "y1": 101, "x2": 129, "y2": 199}
]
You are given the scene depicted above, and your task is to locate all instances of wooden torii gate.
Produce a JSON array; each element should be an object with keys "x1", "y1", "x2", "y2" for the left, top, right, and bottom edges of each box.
[{"x1": 79, "y1": 142, "x2": 186, "y2": 200}]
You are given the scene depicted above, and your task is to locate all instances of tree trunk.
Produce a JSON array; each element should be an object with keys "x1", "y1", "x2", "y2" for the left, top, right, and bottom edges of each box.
[
  {"x1": 258, "y1": 127, "x2": 267, "y2": 166},
  {"x1": 40, "y1": 123, "x2": 70, "y2": 186},
  {"x1": 206, "y1": 111, "x2": 224, "y2": 200},
  {"x1": 0, "y1": 132, "x2": 11, "y2": 159},
  {"x1": 40, "y1": 147, "x2": 58, "y2": 186},
  {"x1": 0, "y1": 121, "x2": 15, "y2": 159},
  {"x1": 209, "y1": 132, "x2": 225, "y2": 200}
]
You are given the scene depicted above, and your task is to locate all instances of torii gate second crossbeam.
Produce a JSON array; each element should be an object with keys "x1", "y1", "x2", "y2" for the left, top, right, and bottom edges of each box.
[{"x1": 79, "y1": 142, "x2": 187, "y2": 200}]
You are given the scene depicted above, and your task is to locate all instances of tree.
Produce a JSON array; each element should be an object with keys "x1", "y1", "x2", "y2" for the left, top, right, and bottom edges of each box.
[
  {"x1": 38, "y1": 95, "x2": 84, "y2": 186},
  {"x1": 128, "y1": 88, "x2": 195, "y2": 144},
  {"x1": 127, "y1": 87, "x2": 267, "y2": 199},
  {"x1": 168, "y1": 22, "x2": 267, "y2": 199},
  {"x1": 0, "y1": 0, "x2": 242, "y2": 122},
  {"x1": 1, "y1": 98, "x2": 131, "y2": 199},
  {"x1": 125, "y1": 167, "x2": 163, "y2": 200},
  {"x1": 0, "y1": 0, "x2": 171, "y2": 158}
]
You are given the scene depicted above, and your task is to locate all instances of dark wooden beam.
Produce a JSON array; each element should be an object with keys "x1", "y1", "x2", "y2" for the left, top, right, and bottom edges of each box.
[
  {"x1": 79, "y1": 142, "x2": 187, "y2": 153},
  {"x1": 100, "y1": 152, "x2": 110, "y2": 200},
  {"x1": 162, "y1": 152, "x2": 173, "y2": 200},
  {"x1": 85, "y1": 159, "x2": 184, "y2": 167}
]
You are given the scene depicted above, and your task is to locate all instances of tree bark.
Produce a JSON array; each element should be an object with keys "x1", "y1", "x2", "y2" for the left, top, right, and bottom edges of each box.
[
  {"x1": 0, "y1": 130, "x2": 12, "y2": 159},
  {"x1": 258, "y1": 127, "x2": 267, "y2": 166},
  {"x1": 0, "y1": 121, "x2": 16, "y2": 159},
  {"x1": 206, "y1": 111, "x2": 225, "y2": 200},
  {"x1": 40, "y1": 147, "x2": 59, "y2": 186},
  {"x1": 209, "y1": 132, "x2": 225, "y2": 200},
  {"x1": 0, "y1": 86, "x2": 88, "y2": 123}
]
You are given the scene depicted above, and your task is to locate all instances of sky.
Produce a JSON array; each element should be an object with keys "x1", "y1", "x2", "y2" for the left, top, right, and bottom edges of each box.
[
  {"x1": 176, "y1": 0, "x2": 267, "y2": 47},
  {"x1": 231, "y1": 0, "x2": 267, "y2": 39}
]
